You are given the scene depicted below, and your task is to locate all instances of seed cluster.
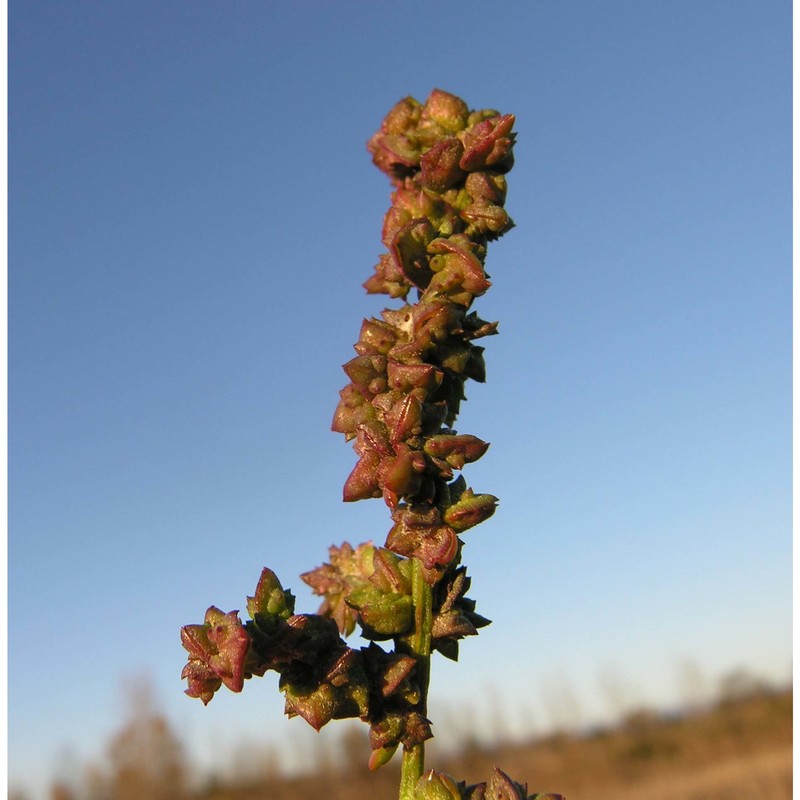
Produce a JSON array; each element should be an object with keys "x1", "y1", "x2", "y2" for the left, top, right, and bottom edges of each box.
[
  {"x1": 333, "y1": 89, "x2": 516, "y2": 576},
  {"x1": 177, "y1": 91, "x2": 564, "y2": 799}
]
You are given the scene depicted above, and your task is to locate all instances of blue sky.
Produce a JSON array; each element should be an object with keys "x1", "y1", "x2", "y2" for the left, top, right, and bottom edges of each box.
[{"x1": 9, "y1": 0, "x2": 791, "y2": 795}]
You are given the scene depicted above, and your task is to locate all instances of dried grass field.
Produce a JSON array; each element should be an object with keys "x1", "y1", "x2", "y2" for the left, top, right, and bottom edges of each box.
[{"x1": 26, "y1": 682, "x2": 791, "y2": 800}]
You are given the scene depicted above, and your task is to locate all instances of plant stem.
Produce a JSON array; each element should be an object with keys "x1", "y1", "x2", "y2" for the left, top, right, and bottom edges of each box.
[{"x1": 398, "y1": 557, "x2": 433, "y2": 800}]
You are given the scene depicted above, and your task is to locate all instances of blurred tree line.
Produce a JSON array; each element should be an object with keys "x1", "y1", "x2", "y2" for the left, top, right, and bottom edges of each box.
[{"x1": 9, "y1": 667, "x2": 791, "y2": 800}]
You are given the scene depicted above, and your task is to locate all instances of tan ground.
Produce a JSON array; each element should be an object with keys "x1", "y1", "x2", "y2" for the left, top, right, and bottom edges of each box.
[{"x1": 31, "y1": 686, "x2": 791, "y2": 800}]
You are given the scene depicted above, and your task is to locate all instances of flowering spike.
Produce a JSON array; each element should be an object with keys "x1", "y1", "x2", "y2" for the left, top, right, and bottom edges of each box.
[{"x1": 179, "y1": 90, "x2": 556, "y2": 797}]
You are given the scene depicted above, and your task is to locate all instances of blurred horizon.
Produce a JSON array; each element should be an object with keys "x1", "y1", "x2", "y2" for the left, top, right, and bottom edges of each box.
[
  {"x1": 13, "y1": 664, "x2": 792, "y2": 799},
  {"x1": 9, "y1": 2, "x2": 791, "y2": 799}
]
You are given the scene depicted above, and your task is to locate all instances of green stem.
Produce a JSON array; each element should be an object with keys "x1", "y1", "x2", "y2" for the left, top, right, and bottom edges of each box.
[{"x1": 398, "y1": 558, "x2": 433, "y2": 800}]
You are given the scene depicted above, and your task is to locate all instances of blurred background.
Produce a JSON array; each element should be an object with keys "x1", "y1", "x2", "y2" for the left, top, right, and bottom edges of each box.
[{"x1": 9, "y1": 1, "x2": 791, "y2": 799}]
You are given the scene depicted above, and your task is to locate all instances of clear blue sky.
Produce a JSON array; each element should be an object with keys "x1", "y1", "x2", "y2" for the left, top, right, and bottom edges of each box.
[{"x1": 10, "y1": 1, "x2": 791, "y2": 796}]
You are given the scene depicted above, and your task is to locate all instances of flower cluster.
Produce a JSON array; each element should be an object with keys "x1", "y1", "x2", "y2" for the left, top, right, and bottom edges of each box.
[
  {"x1": 333, "y1": 89, "x2": 516, "y2": 578},
  {"x1": 180, "y1": 89, "x2": 559, "y2": 798},
  {"x1": 301, "y1": 537, "x2": 489, "y2": 663},
  {"x1": 181, "y1": 568, "x2": 430, "y2": 759}
]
